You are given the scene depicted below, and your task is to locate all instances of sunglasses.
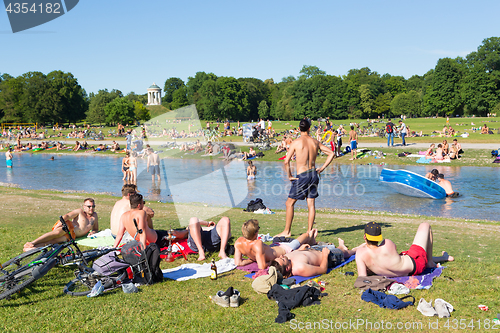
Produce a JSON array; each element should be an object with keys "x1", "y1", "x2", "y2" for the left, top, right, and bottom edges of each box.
[{"x1": 85, "y1": 205, "x2": 96, "y2": 208}]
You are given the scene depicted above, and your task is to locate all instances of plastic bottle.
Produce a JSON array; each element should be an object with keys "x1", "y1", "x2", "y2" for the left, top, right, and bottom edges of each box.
[{"x1": 210, "y1": 258, "x2": 218, "y2": 280}]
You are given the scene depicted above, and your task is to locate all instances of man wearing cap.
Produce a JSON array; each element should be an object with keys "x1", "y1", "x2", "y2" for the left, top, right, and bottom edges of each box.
[{"x1": 355, "y1": 222, "x2": 454, "y2": 277}]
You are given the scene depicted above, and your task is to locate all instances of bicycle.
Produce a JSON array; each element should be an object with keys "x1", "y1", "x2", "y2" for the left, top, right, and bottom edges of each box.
[
  {"x1": 63, "y1": 219, "x2": 152, "y2": 297},
  {"x1": 0, "y1": 217, "x2": 115, "y2": 300}
]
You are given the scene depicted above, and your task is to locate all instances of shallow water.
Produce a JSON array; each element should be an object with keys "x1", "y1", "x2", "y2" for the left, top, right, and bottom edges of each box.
[{"x1": 1, "y1": 153, "x2": 499, "y2": 222}]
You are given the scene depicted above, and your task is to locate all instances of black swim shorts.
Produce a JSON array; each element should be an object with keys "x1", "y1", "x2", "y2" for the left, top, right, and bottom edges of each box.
[
  {"x1": 187, "y1": 227, "x2": 221, "y2": 252},
  {"x1": 288, "y1": 168, "x2": 319, "y2": 200}
]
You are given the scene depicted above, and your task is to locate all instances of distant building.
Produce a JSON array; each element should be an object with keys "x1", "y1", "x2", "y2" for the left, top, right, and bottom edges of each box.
[{"x1": 147, "y1": 82, "x2": 162, "y2": 105}]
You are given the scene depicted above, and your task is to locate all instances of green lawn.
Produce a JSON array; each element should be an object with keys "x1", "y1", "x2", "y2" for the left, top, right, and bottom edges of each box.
[{"x1": 0, "y1": 187, "x2": 499, "y2": 332}]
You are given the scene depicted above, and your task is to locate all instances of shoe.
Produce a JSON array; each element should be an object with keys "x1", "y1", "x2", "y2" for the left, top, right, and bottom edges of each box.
[
  {"x1": 230, "y1": 289, "x2": 240, "y2": 308},
  {"x1": 434, "y1": 298, "x2": 453, "y2": 318},
  {"x1": 417, "y1": 298, "x2": 438, "y2": 317},
  {"x1": 388, "y1": 283, "x2": 410, "y2": 295},
  {"x1": 211, "y1": 291, "x2": 229, "y2": 308}
]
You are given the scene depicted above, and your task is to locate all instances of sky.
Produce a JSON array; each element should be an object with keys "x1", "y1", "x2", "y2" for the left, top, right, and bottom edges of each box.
[{"x1": 1, "y1": 0, "x2": 499, "y2": 96}]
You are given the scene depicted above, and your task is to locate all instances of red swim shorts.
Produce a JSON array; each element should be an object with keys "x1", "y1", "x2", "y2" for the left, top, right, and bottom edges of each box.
[{"x1": 400, "y1": 244, "x2": 428, "y2": 276}]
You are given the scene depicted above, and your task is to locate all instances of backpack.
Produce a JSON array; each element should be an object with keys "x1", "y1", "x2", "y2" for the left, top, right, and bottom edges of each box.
[
  {"x1": 491, "y1": 150, "x2": 498, "y2": 157},
  {"x1": 92, "y1": 251, "x2": 130, "y2": 276},
  {"x1": 386, "y1": 123, "x2": 393, "y2": 133},
  {"x1": 244, "y1": 198, "x2": 266, "y2": 212},
  {"x1": 122, "y1": 241, "x2": 163, "y2": 285}
]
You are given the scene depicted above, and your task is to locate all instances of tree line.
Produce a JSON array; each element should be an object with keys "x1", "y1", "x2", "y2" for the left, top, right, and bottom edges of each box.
[{"x1": 1, "y1": 37, "x2": 499, "y2": 125}]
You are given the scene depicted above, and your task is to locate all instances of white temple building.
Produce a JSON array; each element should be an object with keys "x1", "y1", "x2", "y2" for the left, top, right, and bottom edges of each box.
[{"x1": 147, "y1": 82, "x2": 162, "y2": 105}]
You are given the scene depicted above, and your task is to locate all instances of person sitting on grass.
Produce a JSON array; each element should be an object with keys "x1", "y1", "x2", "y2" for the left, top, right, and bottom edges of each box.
[
  {"x1": 442, "y1": 140, "x2": 449, "y2": 155},
  {"x1": 355, "y1": 222, "x2": 454, "y2": 277},
  {"x1": 481, "y1": 124, "x2": 489, "y2": 134},
  {"x1": 234, "y1": 219, "x2": 318, "y2": 269},
  {"x1": 72, "y1": 141, "x2": 81, "y2": 152},
  {"x1": 242, "y1": 147, "x2": 256, "y2": 160},
  {"x1": 425, "y1": 143, "x2": 435, "y2": 159},
  {"x1": 23, "y1": 198, "x2": 98, "y2": 252},
  {"x1": 270, "y1": 238, "x2": 360, "y2": 278},
  {"x1": 452, "y1": 138, "x2": 463, "y2": 154},
  {"x1": 205, "y1": 141, "x2": 213, "y2": 154}
]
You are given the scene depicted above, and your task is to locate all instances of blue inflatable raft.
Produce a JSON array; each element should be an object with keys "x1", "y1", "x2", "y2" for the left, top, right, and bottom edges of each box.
[{"x1": 379, "y1": 168, "x2": 446, "y2": 199}]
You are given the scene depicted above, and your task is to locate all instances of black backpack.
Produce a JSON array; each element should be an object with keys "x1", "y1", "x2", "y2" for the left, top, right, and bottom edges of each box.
[
  {"x1": 122, "y1": 241, "x2": 163, "y2": 285},
  {"x1": 244, "y1": 198, "x2": 266, "y2": 212}
]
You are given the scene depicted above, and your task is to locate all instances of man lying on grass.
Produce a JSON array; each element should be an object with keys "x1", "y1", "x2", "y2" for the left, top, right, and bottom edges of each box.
[
  {"x1": 234, "y1": 219, "x2": 318, "y2": 269},
  {"x1": 269, "y1": 239, "x2": 360, "y2": 278},
  {"x1": 24, "y1": 198, "x2": 98, "y2": 252},
  {"x1": 355, "y1": 222, "x2": 454, "y2": 277}
]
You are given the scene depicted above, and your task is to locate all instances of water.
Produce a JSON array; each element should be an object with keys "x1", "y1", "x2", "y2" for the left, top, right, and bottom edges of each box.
[{"x1": 1, "y1": 153, "x2": 499, "y2": 222}]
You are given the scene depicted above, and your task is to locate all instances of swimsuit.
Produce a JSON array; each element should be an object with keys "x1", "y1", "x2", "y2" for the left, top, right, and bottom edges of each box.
[
  {"x1": 310, "y1": 245, "x2": 345, "y2": 268},
  {"x1": 288, "y1": 168, "x2": 319, "y2": 200},
  {"x1": 187, "y1": 227, "x2": 221, "y2": 252},
  {"x1": 123, "y1": 167, "x2": 129, "y2": 172},
  {"x1": 150, "y1": 165, "x2": 160, "y2": 175},
  {"x1": 53, "y1": 219, "x2": 76, "y2": 240},
  {"x1": 400, "y1": 244, "x2": 427, "y2": 276},
  {"x1": 446, "y1": 192, "x2": 459, "y2": 198},
  {"x1": 6, "y1": 159, "x2": 12, "y2": 167},
  {"x1": 350, "y1": 140, "x2": 357, "y2": 150},
  {"x1": 129, "y1": 166, "x2": 136, "y2": 171}
]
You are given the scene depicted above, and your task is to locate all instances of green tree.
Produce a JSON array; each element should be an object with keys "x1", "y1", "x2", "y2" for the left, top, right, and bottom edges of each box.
[
  {"x1": 0, "y1": 75, "x2": 24, "y2": 122},
  {"x1": 391, "y1": 90, "x2": 422, "y2": 117},
  {"x1": 217, "y1": 77, "x2": 248, "y2": 121},
  {"x1": 163, "y1": 77, "x2": 185, "y2": 104},
  {"x1": 171, "y1": 86, "x2": 189, "y2": 110},
  {"x1": 359, "y1": 84, "x2": 374, "y2": 118},
  {"x1": 105, "y1": 97, "x2": 136, "y2": 125},
  {"x1": 186, "y1": 72, "x2": 218, "y2": 105},
  {"x1": 133, "y1": 101, "x2": 151, "y2": 122},
  {"x1": 258, "y1": 100, "x2": 269, "y2": 119},
  {"x1": 238, "y1": 77, "x2": 270, "y2": 121},
  {"x1": 424, "y1": 58, "x2": 463, "y2": 117},
  {"x1": 87, "y1": 89, "x2": 122, "y2": 125},
  {"x1": 299, "y1": 65, "x2": 326, "y2": 79},
  {"x1": 46, "y1": 70, "x2": 87, "y2": 124}
]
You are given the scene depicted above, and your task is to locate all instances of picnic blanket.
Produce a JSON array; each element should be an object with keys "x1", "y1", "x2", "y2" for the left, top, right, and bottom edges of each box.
[
  {"x1": 416, "y1": 156, "x2": 432, "y2": 164},
  {"x1": 391, "y1": 266, "x2": 444, "y2": 289},
  {"x1": 76, "y1": 229, "x2": 116, "y2": 247},
  {"x1": 162, "y1": 258, "x2": 236, "y2": 281},
  {"x1": 159, "y1": 238, "x2": 196, "y2": 260},
  {"x1": 242, "y1": 255, "x2": 356, "y2": 284}
]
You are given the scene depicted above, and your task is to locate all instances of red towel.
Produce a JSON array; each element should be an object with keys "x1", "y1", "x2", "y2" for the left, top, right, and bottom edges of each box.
[{"x1": 160, "y1": 238, "x2": 196, "y2": 260}]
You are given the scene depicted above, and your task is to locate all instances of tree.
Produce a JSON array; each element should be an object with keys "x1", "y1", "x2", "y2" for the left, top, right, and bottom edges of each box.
[
  {"x1": 258, "y1": 100, "x2": 269, "y2": 119},
  {"x1": 171, "y1": 86, "x2": 189, "y2": 110},
  {"x1": 424, "y1": 58, "x2": 463, "y2": 117},
  {"x1": 163, "y1": 77, "x2": 185, "y2": 104},
  {"x1": 299, "y1": 65, "x2": 326, "y2": 79},
  {"x1": 133, "y1": 101, "x2": 151, "y2": 122},
  {"x1": 216, "y1": 77, "x2": 248, "y2": 121},
  {"x1": 186, "y1": 71, "x2": 217, "y2": 104},
  {"x1": 359, "y1": 84, "x2": 374, "y2": 118},
  {"x1": 46, "y1": 70, "x2": 87, "y2": 124},
  {"x1": 238, "y1": 77, "x2": 270, "y2": 121},
  {"x1": 87, "y1": 89, "x2": 122, "y2": 125},
  {"x1": 105, "y1": 97, "x2": 136, "y2": 125},
  {"x1": 391, "y1": 91, "x2": 422, "y2": 117}
]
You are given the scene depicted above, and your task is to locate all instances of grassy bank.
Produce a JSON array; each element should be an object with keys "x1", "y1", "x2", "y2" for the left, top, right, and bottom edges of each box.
[{"x1": 0, "y1": 187, "x2": 499, "y2": 332}]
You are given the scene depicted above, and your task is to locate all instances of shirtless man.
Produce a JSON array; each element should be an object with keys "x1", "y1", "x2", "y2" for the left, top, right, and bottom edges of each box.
[
  {"x1": 355, "y1": 222, "x2": 454, "y2": 277},
  {"x1": 24, "y1": 198, "x2": 98, "y2": 251},
  {"x1": 348, "y1": 125, "x2": 358, "y2": 160},
  {"x1": 425, "y1": 169, "x2": 439, "y2": 181},
  {"x1": 270, "y1": 239, "x2": 359, "y2": 278},
  {"x1": 436, "y1": 174, "x2": 459, "y2": 197},
  {"x1": 275, "y1": 119, "x2": 335, "y2": 237},
  {"x1": 147, "y1": 148, "x2": 161, "y2": 182},
  {"x1": 234, "y1": 219, "x2": 318, "y2": 269}
]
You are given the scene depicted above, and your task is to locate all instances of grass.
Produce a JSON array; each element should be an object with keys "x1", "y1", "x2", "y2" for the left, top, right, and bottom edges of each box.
[{"x1": 0, "y1": 187, "x2": 499, "y2": 332}]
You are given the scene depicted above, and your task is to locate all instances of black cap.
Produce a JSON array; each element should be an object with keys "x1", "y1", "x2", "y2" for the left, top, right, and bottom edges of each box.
[{"x1": 365, "y1": 222, "x2": 382, "y2": 242}]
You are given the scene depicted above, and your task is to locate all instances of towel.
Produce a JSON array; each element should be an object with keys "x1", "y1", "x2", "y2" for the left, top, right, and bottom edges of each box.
[
  {"x1": 244, "y1": 255, "x2": 356, "y2": 284},
  {"x1": 159, "y1": 238, "x2": 196, "y2": 260},
  {"x1": 162, "y1": 258, "x2": 236, "y2": 281},
  {"x1": 76, "y1": 229, "x2": 116, "y2": 247},
  {"x1": 391, "y1": 266, "x2": 443, "y2": 289},
  {"x1": 416, "y1": 157, "x2": 432, "y2": 164}
]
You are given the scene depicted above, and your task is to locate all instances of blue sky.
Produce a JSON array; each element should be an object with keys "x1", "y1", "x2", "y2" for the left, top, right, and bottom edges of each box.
[{"x1": 1, "y1": 0, "x2": 499, "y2": 95}]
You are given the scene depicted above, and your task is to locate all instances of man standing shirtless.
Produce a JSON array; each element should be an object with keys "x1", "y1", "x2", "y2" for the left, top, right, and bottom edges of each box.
[
  {"x1": 270, "y1": 239, "x2": 359, "y2": 278},
  {"x1": 24, "y1": 198, "x2": 98, "y2": 251},
  {"x1": 436, "y1": 174, "x2": 459, "y2": 197},
  {"x1": 234, "y1": 219, "x2": 318, "y2": 269},
  {"x1": 355, "y1": 222, "x2": 454, "y2": 277},
  {"x1": 147, "y1": 148, "x2": 161, "y2": 182},
  {"x1": 276, "y1": 119, "x2": 335, "y2": 237},
  {"x1": 348, "y1": 125, "x2": 358, "y2": 160}
]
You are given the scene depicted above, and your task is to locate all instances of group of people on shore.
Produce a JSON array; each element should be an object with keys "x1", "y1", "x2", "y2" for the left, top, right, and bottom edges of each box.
[{"x1": 424, "y1": 138, "x2": 463, "y2": 162}]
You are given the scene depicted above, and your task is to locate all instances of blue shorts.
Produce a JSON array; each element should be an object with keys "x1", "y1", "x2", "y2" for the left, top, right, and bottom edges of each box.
[
  {"x1": 150, "y1": 165, "x2": 160, "y2": 175},
  {"x1": 187, "y1": 227, "x2": 221, "y2": 252},
  {"x1": 350, "y1": 140, "x2": 357, "y2": 150},
  {"x1": 288, "y1": 169, "x2": 319, "y2": 200},
  {"x1": 6, "y1": 159, "x2": 12, "y2": 167},
  {"x1": 311, "y1": 245, "x2": 345, "y2": 268}
]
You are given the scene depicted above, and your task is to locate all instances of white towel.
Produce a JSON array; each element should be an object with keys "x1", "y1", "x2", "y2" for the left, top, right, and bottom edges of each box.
[{"x1": 162, "y1": 258, "x2": 236, "y2": 281}]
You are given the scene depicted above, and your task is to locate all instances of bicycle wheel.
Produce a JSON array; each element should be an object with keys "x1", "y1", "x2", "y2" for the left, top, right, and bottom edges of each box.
[
  {"x1": 0, "y1": 257, "x2": 57, "y2": 300},
  {"x1": 59, "y1": 248, "x2": 115, "y2": 267},
  {"x1": 0, "y1": 246, "x2": 53, "y2": 277},
  {"x1": 64, "y1": 277, "x2": 93, "y2": 296}
]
